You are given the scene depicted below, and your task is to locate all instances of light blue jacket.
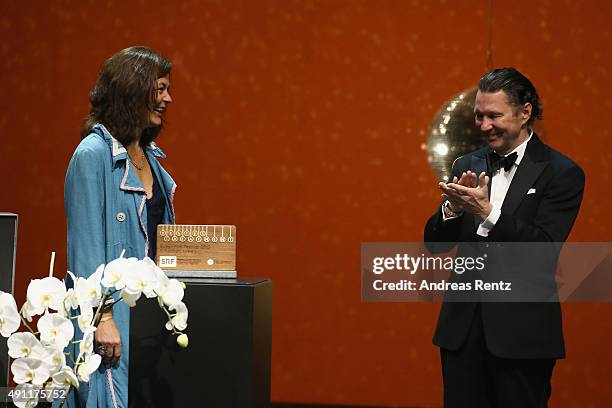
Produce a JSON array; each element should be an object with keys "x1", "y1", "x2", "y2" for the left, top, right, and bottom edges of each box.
[{"x1": 64, "y1": 123, "x2": 176, "y2": 407}]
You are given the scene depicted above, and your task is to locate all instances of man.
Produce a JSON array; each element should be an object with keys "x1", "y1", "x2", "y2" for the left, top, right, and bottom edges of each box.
[{"x1": 424, "y1": 68, "x2": 585, "y2": 407}]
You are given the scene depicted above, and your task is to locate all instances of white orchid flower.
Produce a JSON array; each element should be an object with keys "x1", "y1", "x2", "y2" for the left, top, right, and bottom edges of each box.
[
  {"x1": 11, "y1": 357, "x2": 50, "y2": 385},
  {"x1": 21, "y1": 300, "x2": 36, "y2": 323},
  {"x1": 42, "y1": 343, "x2": 66, "y2": 374},
  {"x1": 12, "y1": 383, "x2": 39, "y2": 408},
  {"x1": 26, "y1": 277, "x2": 67, "y2": 316},
  {"x1": 158, "y1": 278, "x2": 184, "y2": 307},
  {"x1": 0, "y1": 292, "x2": 21, "y2": 337},
  {"x1": 79, "y1": 325, "x2": 96, "y2": 357},
  {"x1": 64, "y1": 288, "x2": 79, "y2": 313},
  {"x1": 52, "y1": 365, "x2": 79, "y2": 388},
  {"x1": 7, "y1": 332, "x2": 46, "y2": 359},
  {"x1": 42, "y1": 380, "x2": 67, "y2": 402},
  {"x1": 142, "y1": 257, "x2": 164, "y2": 297},
  {"x1": 121, "y1": 287, "x2": 142, "y2": 307},
  {"x1": 77, "y1": 306, "x2": 94, "y2": 333},
  {"x1": 123, "y1": 258, "x2": 159, "y2": 298},
  {"x1": 154, "y1": 263, "x2": 170, "y2": 284},
  {"x1": 64, "y1": 271, "x2": 80, "y2": 309},
  {"x1": 165, "y1": 301, "x2": 188, "y2": 331},
  {"x1": 38, "y1": 313, "x2": 74, "y2": 349},
  {"x1": 57, "y1": 295, "x2": 72, "y2": 319},
  {"x1": 74, "y1": 265, "x2": 103, "y2": 308},
  {"x1": 76, "y1": 353, "x2": 101, "y2": 382},
  {"x1": 155, "y1": 269, "x2": 169, "y2": 308},
  {"x1": 66, "y1": 270, "x2": 100, "y2": 331},
  {"x1": 102, "y1": 257, "x2": 137, "y2": 289}
]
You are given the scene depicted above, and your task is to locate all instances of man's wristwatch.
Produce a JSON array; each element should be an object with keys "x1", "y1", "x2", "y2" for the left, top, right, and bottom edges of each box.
[{"x1": 443, "y1": 201, "x2": 463, "y2": 218}]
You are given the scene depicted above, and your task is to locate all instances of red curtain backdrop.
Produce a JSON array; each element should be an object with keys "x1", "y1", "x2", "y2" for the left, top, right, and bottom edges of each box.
[{"x1": 1, "y1": 1, "x2": 610, "y2": 406}]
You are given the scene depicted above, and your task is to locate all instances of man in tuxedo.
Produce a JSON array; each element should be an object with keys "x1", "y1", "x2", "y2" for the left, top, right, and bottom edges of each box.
[{"x1": 424, "y1": 68, "x2": 585, "y2": 407}]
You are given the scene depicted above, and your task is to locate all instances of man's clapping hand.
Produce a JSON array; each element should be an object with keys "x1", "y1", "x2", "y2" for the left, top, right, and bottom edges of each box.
[{"x1": 439, "y1": 171, "x2": 493, "y2": 221}]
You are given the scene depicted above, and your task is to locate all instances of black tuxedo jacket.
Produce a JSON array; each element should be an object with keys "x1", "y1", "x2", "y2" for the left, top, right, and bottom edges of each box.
[{"x1": 424, "y1": 134, "x2": 585, "y2": 359}]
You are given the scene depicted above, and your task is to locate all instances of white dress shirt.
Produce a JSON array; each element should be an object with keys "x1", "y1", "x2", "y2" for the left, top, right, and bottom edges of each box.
[
  {"x1": 477, "y1": 131, "x2": 533, "y2": 237},
  {"x1": 441, "y1": 131, "x2": 533, "y2": 238}
]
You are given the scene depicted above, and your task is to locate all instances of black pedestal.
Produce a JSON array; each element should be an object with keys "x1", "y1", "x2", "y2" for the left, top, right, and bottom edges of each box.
[
  {"x1": 129, "y1": 278, "x2": 272, "y2": 408},
  {"x1": 0, "y1": 213, "x2": 17, "y2": 394}
]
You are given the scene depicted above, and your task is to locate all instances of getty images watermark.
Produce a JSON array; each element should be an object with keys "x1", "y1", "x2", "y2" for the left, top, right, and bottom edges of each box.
[{"x1": 361, "y1": 242, "x2": 612, "y2": 302}]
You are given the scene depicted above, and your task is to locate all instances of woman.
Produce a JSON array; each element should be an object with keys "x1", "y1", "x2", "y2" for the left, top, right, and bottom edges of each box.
[{"x1": 65, "y1": 46, "x2": 176, "y2": 407}]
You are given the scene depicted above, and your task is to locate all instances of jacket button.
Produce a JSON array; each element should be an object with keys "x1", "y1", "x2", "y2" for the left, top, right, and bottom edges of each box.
[{"x1": 116, "y1": 212, "x2": 126, "y2": 222}]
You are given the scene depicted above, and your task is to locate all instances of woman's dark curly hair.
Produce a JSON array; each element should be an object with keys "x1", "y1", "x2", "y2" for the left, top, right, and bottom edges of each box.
[{"x1": 81, "y1": 46, "x2": 172, "y2": 147}]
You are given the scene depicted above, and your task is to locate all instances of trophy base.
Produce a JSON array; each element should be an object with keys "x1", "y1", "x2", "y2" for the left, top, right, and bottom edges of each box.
[{"x1": 163, "y1": 269, "x2": 237, "y2": 278}]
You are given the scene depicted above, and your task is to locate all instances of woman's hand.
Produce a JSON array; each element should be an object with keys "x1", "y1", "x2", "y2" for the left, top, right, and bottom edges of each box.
[{"x1": 95, "y1": 312, "x2": 122, "y2": 368}]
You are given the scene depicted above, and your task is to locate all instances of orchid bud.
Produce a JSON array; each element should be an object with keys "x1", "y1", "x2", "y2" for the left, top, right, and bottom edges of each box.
[{"x1": 177, "y1": 333, "x2": 189, "y2": 348}]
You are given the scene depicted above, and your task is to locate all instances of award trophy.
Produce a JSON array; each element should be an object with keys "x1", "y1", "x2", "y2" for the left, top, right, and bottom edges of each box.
[{"x1": 156, "y1": 224, "x2": 236, "y2": 278}]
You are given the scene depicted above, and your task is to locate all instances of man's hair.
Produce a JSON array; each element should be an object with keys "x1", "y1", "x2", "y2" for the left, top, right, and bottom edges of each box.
[
  {"x1": 478, "y1": 67, "x2": 542, "y2": 126},
  {"x1": 81, "y1": 46, "x2": 172, "y2": 147}
]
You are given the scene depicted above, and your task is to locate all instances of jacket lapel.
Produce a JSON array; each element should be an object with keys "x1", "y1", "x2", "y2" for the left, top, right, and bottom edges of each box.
[
  {"x1": 470, "y1": 154, "x2": 488, "y2": 179},
  {"x1": 500, "y1": 135, "x2": 549, "y2": 215},
  {"x1": 117, "y1": 160, "x2": 146, "y2": 193}
]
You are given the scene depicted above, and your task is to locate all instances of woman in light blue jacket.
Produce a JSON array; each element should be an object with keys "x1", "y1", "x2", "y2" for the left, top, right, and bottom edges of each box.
[{"x1": 64, "y1": 46, "x2": 176, "y2": 407}]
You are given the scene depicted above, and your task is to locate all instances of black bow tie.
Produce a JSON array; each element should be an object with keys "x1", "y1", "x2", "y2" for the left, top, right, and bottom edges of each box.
[{"x1": 489, "y1": 151, "x2": 518, "y2": 172}]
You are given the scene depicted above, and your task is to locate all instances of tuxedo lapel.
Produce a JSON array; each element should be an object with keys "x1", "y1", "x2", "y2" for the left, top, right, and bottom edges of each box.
[
  {"x1": 501, "y1": 135, "x2": 549, "y2": 215},
  {"x1": 470, "y1": 154, "x2": 488, "y2": 177}
]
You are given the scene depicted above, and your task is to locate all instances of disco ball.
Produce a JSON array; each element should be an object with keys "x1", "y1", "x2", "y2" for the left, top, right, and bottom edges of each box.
[{"x1": 426, "y1": 87, "x2": 485, "y2": 182}]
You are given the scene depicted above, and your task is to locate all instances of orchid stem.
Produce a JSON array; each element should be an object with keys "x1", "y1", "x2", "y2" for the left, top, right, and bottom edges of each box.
[
  {"x1": 160, "y1": 304, "x2": 172, "y2": 320},
  {"x1": 49, "y1": 251, "x2": 56, "y2": 278},
  {"x1": 59, "y1": 387, "x2": 71, "y2": 408},
  {"x1": 92, "y1": 289, "x2": 112, "y2": 326},
  {"x1": 159, "y1": 303, "x2": 180, "y2": 334},
  {"x1": 18, "y1": 305, "x2": 36, "y2": 334}
]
